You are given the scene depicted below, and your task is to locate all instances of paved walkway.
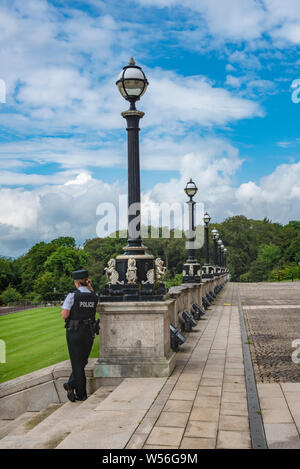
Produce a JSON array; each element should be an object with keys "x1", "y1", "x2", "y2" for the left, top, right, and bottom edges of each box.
[
  {"x1": 240, "y1": 282, "x2": 300, "y2": 449},
  {"x1": 126, "y1": 282, "x2": 252, "y2": 449},
  {"x1": 4, "y1": 281, "x2": 300, "y2": 449}
]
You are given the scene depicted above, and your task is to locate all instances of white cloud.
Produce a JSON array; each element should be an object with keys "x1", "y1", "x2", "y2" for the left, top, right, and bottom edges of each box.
[
  {"x1": 137, "y1": 0, "x2": 300, "y2": 46},
  {"x1": 146, "y1": 158, "x2": 300, "y2": 226},
  {"x1": 0, "y1": 137, "x2": 124, "y2": 171},
  {"x1": 1, "y1": 150, "x2": 300, "y2": 257},
  {"x1": 0, "y1": 173, "x2": 125, "y2": 256},
  {"x1": 64, "y1": 172, "x2": 92, "y2": 186},
  {"x1": 142, "y1": 71, "x2": 263, "y2": 129},
  {"x1": 0, "y1": 0, "x2": 299, "y2": 258}
]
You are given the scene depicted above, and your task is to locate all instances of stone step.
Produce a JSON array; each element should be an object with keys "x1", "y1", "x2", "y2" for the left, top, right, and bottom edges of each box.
[
  {"x1": 0, "y1": 403, "x2": 63, "y2": 440},
  {"x1": 57, "y1": 377, "x2": 167, "y2": 449},
  {"x1": 0, "y1": 413, "x2": 39, "y2": 440},
  {"x1": 0, "y1": 385, "x2": 116, "y2": 449}
]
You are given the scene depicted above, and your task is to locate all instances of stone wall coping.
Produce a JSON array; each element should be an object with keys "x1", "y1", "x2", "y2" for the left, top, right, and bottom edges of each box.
[
  {"x1": 0, "y1": 359, "x2": 98, "y2": 399},
  {"x1": 98, "y1": 299, "x2": 175, "y2": 313}
]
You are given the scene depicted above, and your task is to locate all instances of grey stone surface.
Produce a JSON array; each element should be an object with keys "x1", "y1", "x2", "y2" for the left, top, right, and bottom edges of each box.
[
  {"x1": 95, "y1": 300, "x2": 176, "y2": 378},
  {"x1": 95, "y1": 378, "x2": 166, "y2": 412},
  {"x1": 57, "y1": 377, "x2": 167, "y2": 449},
  {"x1": 0, "y1": 365, "x2": 55, "y2": 398},
  {"x1": 57, "y1": 409, "x2": 146, "y2": 449},
  {"x1": 0, "y1": 381, "x2": 60, "y2": 419},
  {"x1": 0, "y1": 385, "x2": 117, "y2": 449},
  {"x1": 94, "y1": 354, "x2": 176, "y2": 379},
  {"x1": 0, "y1": 411, "x2": 39, "y2": 439},
  {"x1": 240, "y1": 282, "x2": 300, "y2": 382}
]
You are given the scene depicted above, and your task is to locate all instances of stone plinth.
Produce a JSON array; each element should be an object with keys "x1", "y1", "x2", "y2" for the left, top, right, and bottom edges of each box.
[{"x1": 94, "y1": 300, "x2": 176, "y2": 378}]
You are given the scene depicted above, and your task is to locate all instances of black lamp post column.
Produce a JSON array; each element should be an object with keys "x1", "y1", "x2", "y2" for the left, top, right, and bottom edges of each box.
[
  {"x1": 220, "y1": 245, "x2": 224, "y2": 271},
  {"x1": 202, "y1": 212, "x2": 213, "y2": 279},
  {"x1": 204, "y1": 217, "x2": 210, "y2": 264},
  {"x1": 218, "y1": 239, "x2": 223, "y2": 273},
  {"x1": 224, "y1": 248, "x2": 227, "y2": 269},
  {"x1": 182, "y1": 179, "x2": 201, "y2": 283},
  {"x1": 100, "y1": 58, "x2": 167, "y2": 301},
  {"x1": 298, "y1": 233, "x2": 300, "y2": 280},
  {"x1": 122, "y1": 109, "x2": 144, "y2": 254},
  {"x1": 212, "y1": 229, "x2": 220, "y2": 277},
  {"x1": 187, "y1": 199, "x2": 196, "y2": 261}
]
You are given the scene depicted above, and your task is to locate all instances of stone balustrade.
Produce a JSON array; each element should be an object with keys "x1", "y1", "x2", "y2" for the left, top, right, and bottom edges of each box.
[
  {"x1": 94, "y1": 274, "x2": 229, "y2": 379},
  {"x1": 0, "y1": 274, "x2": 229, "y2": 419}
]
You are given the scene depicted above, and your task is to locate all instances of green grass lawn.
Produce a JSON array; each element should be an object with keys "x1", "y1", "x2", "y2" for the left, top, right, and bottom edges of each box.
[{"x1": 0, "y1": 307, "x2": 99, "y2": 384}]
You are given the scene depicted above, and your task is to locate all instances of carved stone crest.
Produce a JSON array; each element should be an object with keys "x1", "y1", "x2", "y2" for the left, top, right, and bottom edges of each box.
[
  {"x1": 104, "y1": 258, "x2": 123, "y2": 284},
  {"x1": 142, "y1": 268, "x2": 155, "y2": 284},
  {"x1": 126, "y1": 258, "x2": 137, "y2": 284},
  {"x1": 155, "y1": 257, "x2": 166, "y2": 281}
]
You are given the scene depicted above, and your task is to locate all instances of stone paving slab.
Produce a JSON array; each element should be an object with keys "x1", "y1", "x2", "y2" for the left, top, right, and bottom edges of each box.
[
  {"x1": 240, "y1": 282, "x2": 300, "y2": 449},
  {"x1": 126, "y1": 283, "x2": 252, "y2": 449},
  {"x1": 7, "y1": 281, "x2": 300, "y2": 449},
  {"x1": 57, "y1": 378, "x2": 167, "y2": 449}
]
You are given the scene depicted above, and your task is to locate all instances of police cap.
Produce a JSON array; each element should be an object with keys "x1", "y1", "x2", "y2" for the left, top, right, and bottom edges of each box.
[{"x1": 72, "y1": 270, "x2": 89, "y2": 280}]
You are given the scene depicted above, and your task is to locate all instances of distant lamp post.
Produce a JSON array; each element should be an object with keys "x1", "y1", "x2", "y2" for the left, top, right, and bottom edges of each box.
[
  {"x1": 298, "y1": 234, "x2": 300, "y2": 280},
  {"x1": 217, "y1": 239, "x2": 223, "y2": 270},
  {"x1": 221, "y1": 244, "x2": 225, "y2": 270},
  {"x1": 100, "y1": 58, "x2": 167, "y2": 301},
  {"x1": 182, "y1": 178, "x2": 201, "y2": 283},
  {"x1": 211, "y1": 228, "x2": 219, "y2": 276},
  {"x1": 202, "y1": 212, "x2": 213, "y2": 279},
  {"x1": 223, "y1": 247, "x2": 227, "y2": 269}
]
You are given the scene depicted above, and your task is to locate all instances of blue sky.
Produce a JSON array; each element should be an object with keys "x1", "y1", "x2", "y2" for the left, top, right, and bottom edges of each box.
[{"x1": 1, "y1": 0, "x2": 300, "y2": 257}]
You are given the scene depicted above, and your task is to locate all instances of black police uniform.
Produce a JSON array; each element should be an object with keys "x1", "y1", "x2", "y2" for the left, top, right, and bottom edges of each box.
[{"x1": 65, "y1": 279, "x2": 98, "y2": 401}]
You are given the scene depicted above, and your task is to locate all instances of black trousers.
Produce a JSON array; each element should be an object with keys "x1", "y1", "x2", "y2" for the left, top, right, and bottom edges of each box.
[{"x1": 66, "y1": 324, "x2": 94, "y2": 400}]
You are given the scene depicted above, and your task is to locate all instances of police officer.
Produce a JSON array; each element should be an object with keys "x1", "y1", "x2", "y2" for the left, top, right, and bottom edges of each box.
[{"x1": 61, "y1": 270, "x2": 99, "y2": 402}]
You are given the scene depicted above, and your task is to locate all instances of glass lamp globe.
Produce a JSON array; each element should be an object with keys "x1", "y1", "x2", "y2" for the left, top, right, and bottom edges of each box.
[
  {"x1": 184, "y1": 178, "x2": 198, "y2": 198},
  {"x1": 203, "y1": 212, "x2": 211, "y2": 225},
  {"x1": 211, "y1": 228, "x2": 217, "y2": 238},
  {"x1": 116, "y1": 58, "x2": 148, "y2": 101}
]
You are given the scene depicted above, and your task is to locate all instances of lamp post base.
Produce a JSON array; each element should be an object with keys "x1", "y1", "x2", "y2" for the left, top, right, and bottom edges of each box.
[
  {"x1": 100, "y1": 248, "x2": 168, "y2": 302},
  {"x1": 202, "y1": 265, "x2": 214, "y2": 279},
  {"x1": 182, "y1": 260, "x2": 201, "y2": 284},
  {"x1": 94, "y1": 299, "x2": 176, "y2": 378}
]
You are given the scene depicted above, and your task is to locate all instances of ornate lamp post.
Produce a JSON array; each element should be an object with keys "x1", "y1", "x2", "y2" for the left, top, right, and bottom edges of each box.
[
  {"x1": 100, "y1": 58, "x2": 167, "y2": 301},
  {"x1": 221, "y1": 244, "x2": 225, "y2": 271},
  {"x1": 211, "y1": 228, "x2": 219, "y2": 276},
  {"x1": 223, "y1": 247, "x2": 227, "y2": 269},
  {"x1": 202, "y1": 212, "x2": 213, "y2": 279},
  {"x1": 217, "y1": 239, "x2": 223, "y2": 270},
  {"x1": 298, "y1": 234, "x2": 300, "y2": 280},
  {"x1": 182, "y1": 178, "x2": 201, "y2": 283}
]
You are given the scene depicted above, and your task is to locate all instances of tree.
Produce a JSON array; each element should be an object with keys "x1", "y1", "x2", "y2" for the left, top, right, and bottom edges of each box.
[
  {"x1": 20, "y1": 242, "x2": 57, "y2": 294},
  {"x1": 50, "y1": 237, "x2": 76, "y2": 248},
  {"x1": 0, "y1": 286, "x2": 22, "y2": 305},
  {"x1": 246, "y1": 243, "x2": 281, "y2": 282},
  {"x1": 0, "y1": 257, "x2": 14, "y2": 292},
  {"x1": 34, "y1": 272, "x2": 56, "y2": 300},
  {"x1": 44, "y1": 246, "x2": 89, "y2": 277}
]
